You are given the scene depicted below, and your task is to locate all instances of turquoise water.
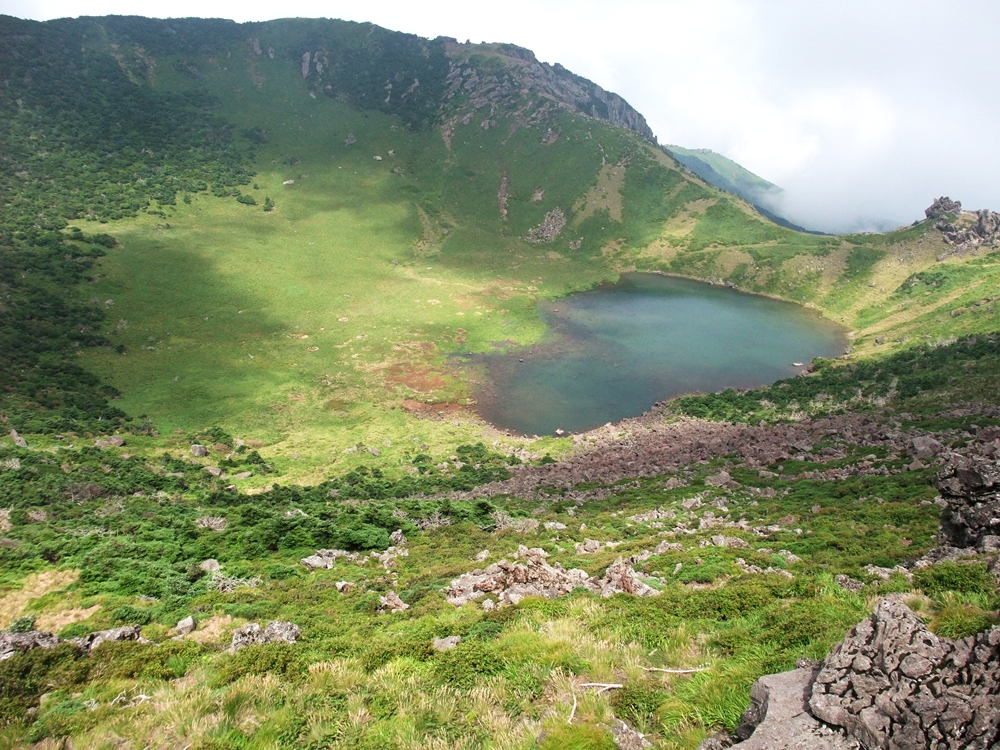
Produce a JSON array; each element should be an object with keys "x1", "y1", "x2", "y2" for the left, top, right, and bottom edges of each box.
[{"x1": 471, "y1": 273, "x2": 847, "y2": 436}]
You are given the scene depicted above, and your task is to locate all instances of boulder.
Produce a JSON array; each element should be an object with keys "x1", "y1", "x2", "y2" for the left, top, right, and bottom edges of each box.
[
  {"x1": 175, "y1": 616, "x2": 196, "y2": 635},
  {"x1": 610, "y1": 718, "x2": 652, "y2": 749},
  {"x1": 190, "y1": 444, "x2": 208, "y2": 457},
  {"x1": 700, "y1": 667, "x2": 855, "y2": 749},
  {"x1": 199, "y1": 558, "x2": 221, "y2": 573},
  {"x1": 704, "y1": 470, "x2": 732, "y2": 487},
  {"x1": 834, "y1": 574, "x2": 865, "y2": 593},
  {"x1": 74, "y1": 625, "x2": 141, "y2": 650},
  {"x1": 230, "y1": 620, "x2": 300, "y2": 652},
  {"x1": 0, "y1": 630, "x2": 60, "y2": 660},
  {"x1": 594, "y1": 557, "x2": 661, "y2": 598},
  {"x1": 911, "y1": 435, "x2": 944, "y2": 459},
  {"x1": 925, "y1": 196, "x2": 962, "y2": 220},
  {"x1": 389, "y1": 529, "x2": 407, "y2": 546},
  {"x1": 378, "y1": 591, "x2": 409, "y2": 614},
  {"x1": 9, "y1": 430, "x2": 27, "y2": 448},
  {"x1": 432, "y1": 635, "x2": 462, "y2": 651},
  {"x1": 445, "y1": 545, "x2": 592, "y2": 607},
  {"x1": 936, "y1": 456, "x2": 1000, "y2": 551}
]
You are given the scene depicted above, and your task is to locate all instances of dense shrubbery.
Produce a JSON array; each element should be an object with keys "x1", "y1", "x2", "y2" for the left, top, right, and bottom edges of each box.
[{"x1": 675, "y1": 334, "x2": 1000, "y2": 423}]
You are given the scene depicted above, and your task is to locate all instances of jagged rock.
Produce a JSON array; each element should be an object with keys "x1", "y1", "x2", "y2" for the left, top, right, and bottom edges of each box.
[
  {"x1": 834, "y1": 574, "x2": 865, "y2": 593},
  {"x1": 595, "y1": 557, "x2": 660, "y2": 598},
  {"x1": 936, "y1": 455, "x2": 1000, "y2": 551},
  {"x1": 445, "y1": 545, "x2": 593, "y2": 607},
  {"x1": 249, "y1": 37, "x2": 262, "y2": 56},
  {"x1": 263, "y1": 621, "x2": 301, "y2": 644},
  {"x1": 74, "y1": 625, "x2": 141, "y2": 651},
  {"x1": 301, "y1": 554, "x2": 333, "y2": 570},
  {"x1": 389, "y1": 529, "x2": 407, "y2": 546},
  {"x1": 863, "y1": 563, "x2": 912, "y2": 582},
  {"x1": 710, "y1": 535, "x2": 750, "y2": 549},
  {"x1": 544, "y1": 521, "x2": 567, "y2": 531},
  {"x1": 230, "y1": 623, "x2": 264, "y2": 651},
  {"x1": 610, "y1": 718, "x2": 652, "y2": 749},
  {"x1": 525, "y1": 208, "x2": 566, "y2": 243},
  {"x1": 810, "y1": 598, "x2": 1000, "y2": 750},
  {"x1": 230, "y1": 620, "x2": 300, "y2": 652},
  {"x1": 0, "y1": 630, "x2": 60, "y2": 660},
  {"x1": 575, "y1": 538, "x2": 604, "y2": 554},
  {"x1": 205, "y1": 466, "x2": 223, "y2": 477},
  {"x1": 432, "y1": 635, "x2": 462, "y2": 651},
  {"x1": 925, "y1": 196, "x2": 962, "y2": 220},
  {"x1": 200, "y1": 558, "x2": 221, "y2": 573},
  {"x1": 911, "y1": 435, "x2": 944, "y2": 459},
  {"x1": 195, "y1": 515, "x2": 227, "y2": 531},
  {"x1": 175, "y1": 616, "x2": 196, "y2": 635},
  {"x1": 653, "y1": 540, "x2": 683, "y2": 554},
  {"x1": 335, "y1": 580, "x2": 353, "y2": 593},
  {"x1": 9, "y1": 430, "x2": 27, "y2": 448},
  {"x1": 704, "y1": 470, "x2": 732, "y2": 487},
  {"x1": 379, "y1": 591, "x2": 410, "y2": 614},
  {"x1": 190, "y1": 444, "x2": 208, "y2": 457},
  {"x1": 108, "y1": 435, "x2": 125, "y2": 447},
  {"x1": 704, "y1": 667, "x2": 857, "y2": 749}
]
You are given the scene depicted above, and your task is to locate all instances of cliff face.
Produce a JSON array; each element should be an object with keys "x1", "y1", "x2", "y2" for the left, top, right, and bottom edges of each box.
[{"x1": 441, "y1": 40, "x2": 657, "y2": 142}]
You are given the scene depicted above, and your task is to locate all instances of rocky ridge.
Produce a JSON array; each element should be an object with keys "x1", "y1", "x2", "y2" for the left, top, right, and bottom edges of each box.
[{"x1": 440, "y1": 41, "x2": 656, "y2": 142}]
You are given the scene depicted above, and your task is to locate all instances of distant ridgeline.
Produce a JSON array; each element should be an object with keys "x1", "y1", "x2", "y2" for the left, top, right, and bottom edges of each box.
[
  {"x1": 663, "y1": 145, "x2": 819, "y2": 234},
  {"x1": 0, "y1": 15, "x2": 662, "y2": 433}
]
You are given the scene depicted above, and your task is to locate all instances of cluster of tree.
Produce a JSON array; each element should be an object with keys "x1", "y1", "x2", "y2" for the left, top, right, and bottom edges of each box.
[{"x1": 0, "y1": 16, "x2": 259, "y2": 430}]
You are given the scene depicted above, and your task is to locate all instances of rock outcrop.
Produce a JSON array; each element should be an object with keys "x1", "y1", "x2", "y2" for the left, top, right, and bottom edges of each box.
[
  {"x1": 925, "y1": 196, "x2": 962, "y2": 220},
  {"x1": 0, "y1": 630, "x2": 60, "y2": 660},
  {"x1": 699, "y1": 666, "x2": 857, "y2": 749},
  {"x1": 442, "y1": 42, "x2": 657, "y2": 143},
  {"x1": 445, "y1": 545, "x2": 592, "y2": 607},
  {"x1": 810, "y1": 598, "x2": 1000, "y2": 750},
  {"x1": 936, "y1": 455, "x2": 1000, "y2": 552},
  {"x1": 1, "y1": 625, "x2": 141, "y2": 660},
  {"x1": 445, "y1": 545, "x2": 658, "y2": 608},
  {"x1": 707, "y1": 598, "x2": 1000, "y2": 749},
  {"x1": 229, "y1": 621, "x2": 301, "y2": 652}
]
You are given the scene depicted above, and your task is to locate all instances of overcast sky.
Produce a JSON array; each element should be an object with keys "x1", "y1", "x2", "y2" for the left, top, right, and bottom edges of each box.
[{"x1": 7, "y1": 0, "x2": 999, "y2": 232}]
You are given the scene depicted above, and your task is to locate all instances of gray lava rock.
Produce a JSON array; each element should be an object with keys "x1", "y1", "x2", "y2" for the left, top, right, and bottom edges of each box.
[
  {"x1": 190, "y1": 444, "x2": 209, "y2": 457},
  {"x1": 910, "y1": 435, "x2": 944, "y2": 459},
  {"x1": 378, "y1": 591, "x2": 410, "y2": 614},
  {"x1": 809, "y1": 597, "x2": 1000, "y2": 750},
  {"x1": 230, "y1": 620, "x2": 300, "y2": 652},
  {"x1": 0, "y1": 630, "x2": 60, "y2": 660},
  {"x1": 936, "y1": 456, "x2": 1000, "y2": 551},
  {"x1": 925, "y1": 196, "x2": 962, "y2": 220},
  {"x1": 175, "y1": 616, "x2": 196, "y2": 635},
  {"x1": 703, "y1": 666, "x2": 856, "y2": 749},
  {"x1": 74, "y1": 625, "x2": 142, "y2": 651}
]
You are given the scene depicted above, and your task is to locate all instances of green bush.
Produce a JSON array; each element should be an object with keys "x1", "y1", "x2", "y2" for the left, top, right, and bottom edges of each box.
[
  {"x1": 0, "y1": 643, "x2": 90, "y2": 726},
  {"x1": 433, "y1": 641, "x2": 504, "y2": 689},
  {"x1": 8, "y1": 615, "x2": 37, "y2": 633},
  {"x1": 214, "y1": 643, "x2": 305, "y2": 686}
]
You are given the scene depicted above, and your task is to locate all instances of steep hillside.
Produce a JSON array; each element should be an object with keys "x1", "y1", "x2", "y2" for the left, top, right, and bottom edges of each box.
[{"x1": 4, "y1": 15, "x2": 996, "y2": 474}]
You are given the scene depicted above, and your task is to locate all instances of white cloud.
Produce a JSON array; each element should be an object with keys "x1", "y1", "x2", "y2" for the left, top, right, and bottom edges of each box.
[{"x1": 6, "y1": 0, "x2": 1000, "y2": 232}]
